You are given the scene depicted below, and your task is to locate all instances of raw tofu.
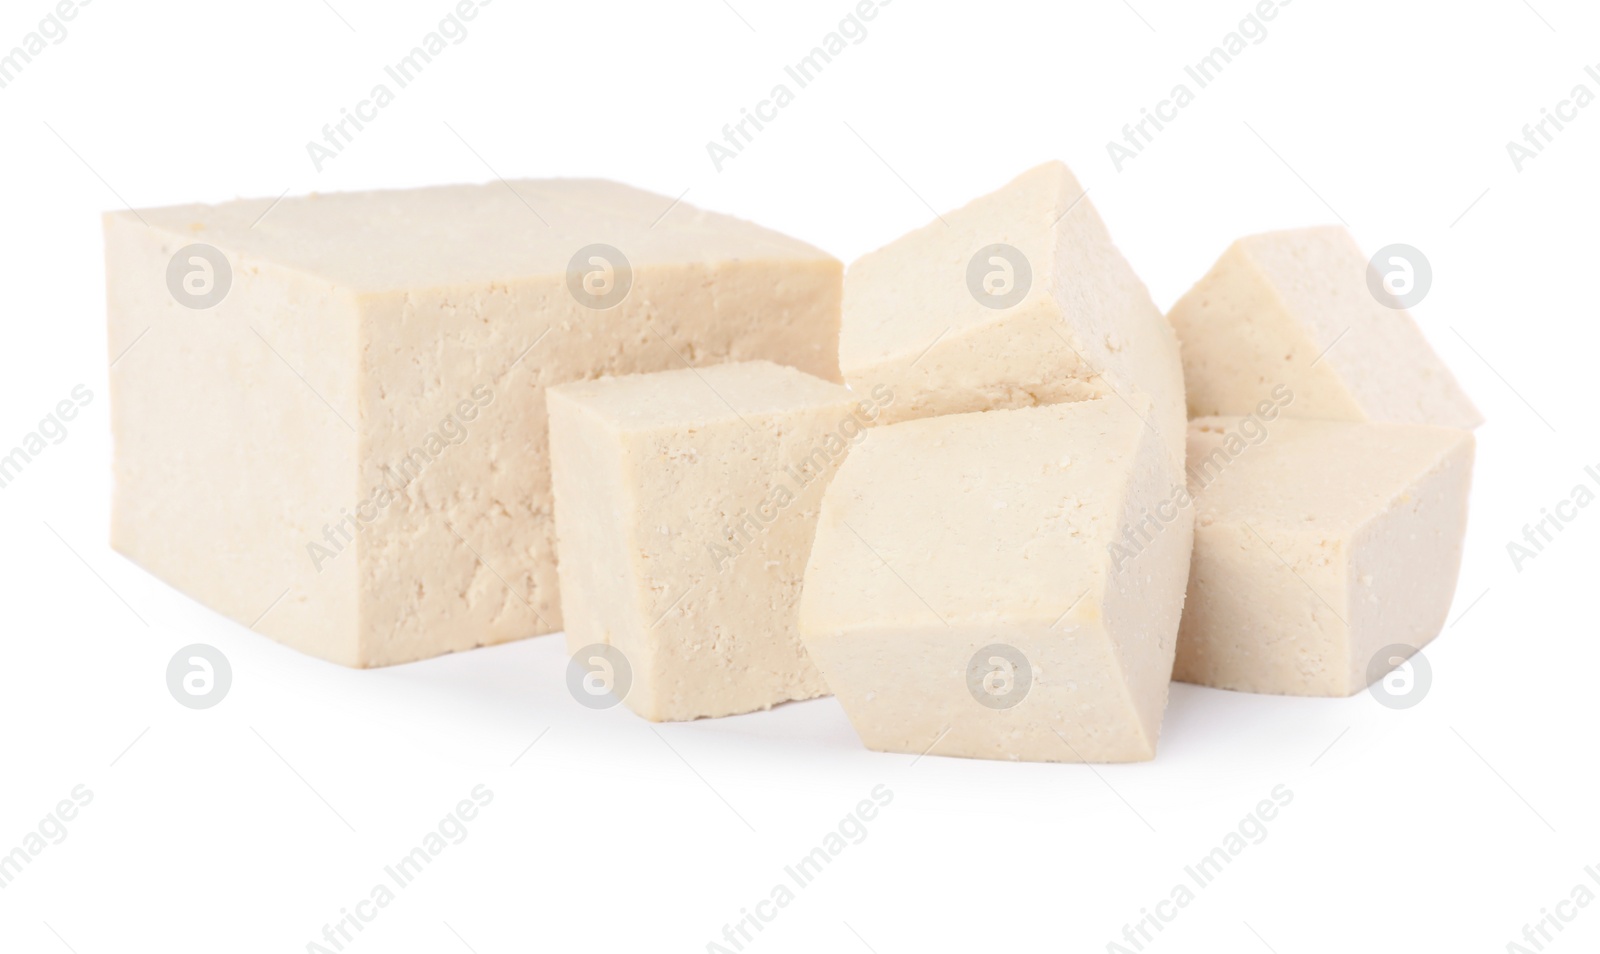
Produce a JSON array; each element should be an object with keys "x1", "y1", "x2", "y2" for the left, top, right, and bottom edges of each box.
[
  {"x1": 105, "y1": 181, "x2": 841, "y2": 667},
  {"x1": 548, "y1": 360, "x2": 875, "y2": 721},
  {"x1": 1176, "y1": 416, "x2": 1475, "y2": 696},
  {"x1": 840, "y1": 161, "x2": 1187, "y2": 468},
  {"x1": 1166, "y1": 226, "x2": 1482, "y2": 428},
  {"x1": 797, "y1": 399, "x2": 1193, "y2": 763}
]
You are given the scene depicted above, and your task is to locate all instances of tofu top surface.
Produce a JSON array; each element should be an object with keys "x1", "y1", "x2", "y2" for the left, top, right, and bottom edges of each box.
[
  {"x1": 1235, "y1": 224, "x2": 1372, "y2": 313},
  {"x1": 842, "y1": 160, "x2": 1089, "y2": 367},
  {"x1": 1187, "y1": 416, "x2": 1475, "y2": 532},
  {"x1": 109, "y1": 179, "x2": 835, "y2": 295},
  {"x1": 803, "y1": 397, "x2": 1154, "y2": 627},
  {"x1": 548, "y1": 360, "x2": 855, "y2": 431},
  {"x1": 1230, "y1": 225, "x2": 1401, "y2": 346},
  {"x1": 1228, "y1": 225, "x2": 1482, "y2": 428}
]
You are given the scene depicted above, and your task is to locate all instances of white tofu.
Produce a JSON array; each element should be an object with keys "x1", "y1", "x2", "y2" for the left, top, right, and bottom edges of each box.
[
  {"x1": 1176, "y1": 416, "x2": 1476, "y2": 696},
  {"x1": 1166, "y1": 226, "x2": 1483, "y2": 429},
  {"x1": 840, "y1": 161, "x2": 1187, "y2": 469},
  {"x1": 548, "y1": 360, "x2": 874, "y2": 721},
  {"x1": 105, "y1": 181, "x2": 841, "y2": 667},
  {"x1": 797, "y1": 399, "x2": 1193, "y2": 763}
]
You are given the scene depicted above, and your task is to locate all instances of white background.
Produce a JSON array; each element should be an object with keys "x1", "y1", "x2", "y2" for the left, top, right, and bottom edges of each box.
[{"x1": 2, "y1": 0, "x2": 1596, "y2": 951}]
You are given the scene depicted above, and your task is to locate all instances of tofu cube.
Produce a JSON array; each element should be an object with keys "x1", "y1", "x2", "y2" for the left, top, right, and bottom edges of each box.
[
  {"x1": 106, "y1": 181, "x2": 841, "y2": 667},
  {"x1": 548, "y1": 360, "x2": 876, "y2": 721},
  {"x1": 797, "y1": 399, "x2": 1192, "y2": 763},
  {"x1": 1166, "y1": 226, "x2": 1482, "y2": 428},
  {"x1": 1176, "y1": 416, "x2": 1476, "y2": 696},
  {"x1": 840, "y1": 161, "x2": 1187, "y2": 468}
]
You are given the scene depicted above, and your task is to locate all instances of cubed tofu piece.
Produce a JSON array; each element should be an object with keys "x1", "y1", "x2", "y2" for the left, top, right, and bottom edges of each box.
[
  {"x1": 797, "y1": 399, "x2": 1192, "y2": 763},
  {"x1": 548, "y1": 360, "x2": 879, "y2": 721},
  {"x1": 1176, "y1": 416, "x2": 1475, "y2": 696},
  {"x1": 840, "y1": 161, "x2": 1186, "y2": 468},
  {"x1": 1166, "y1": 226, "x2": 1482, "y2": 428},
  {"x1": 105, "y1": 181, "x2": 841, "y2": 667}
]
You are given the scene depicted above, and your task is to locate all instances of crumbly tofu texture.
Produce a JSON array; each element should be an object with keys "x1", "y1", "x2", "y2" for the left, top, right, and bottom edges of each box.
[
  {"x1": 840, "y1": 161, "x2": 1187, "y2": 469},
  {"x1": 797, "y1": 399, "x2": 1192, "y2": 763},
  {"x1": 549, "y1": 361, "x2": 866, "y2": 721},
  {"x1": 1166, "y1": 226, "x2": 1483, "y2": 429},
  {"x1": 1176, "y1": 416, "x2": 1475, "y2": 696},
  {"x1": 106, "y1": 180, "x2": 841, "y2": 667}
]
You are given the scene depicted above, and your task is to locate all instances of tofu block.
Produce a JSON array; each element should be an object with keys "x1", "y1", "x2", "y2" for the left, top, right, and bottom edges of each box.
[
  {"x1": 549, "y1": 360, "x2": 874, "y2": 721},
  {"x1": 1166, "y1": 226, "x2": 1482, "y2": 428},
  {"x1": 840, "y1": 161, "x2": 1187, "y2": 468},
  {"x1": 106, "y1": 181, "x2": 841, "y2": 667},
  {"x1": 797, "y1": 399, "x2": 1193, "y2": 763},
  {"x1": 1176, "y1": 416, "x2": 1475, "y2": 696}
]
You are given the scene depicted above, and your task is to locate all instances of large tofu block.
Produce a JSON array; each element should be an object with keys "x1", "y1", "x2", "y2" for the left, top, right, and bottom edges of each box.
[
  {"x1": 1166, "y1": 226, "x2": 1482, "y2": 428},
  {"x1": 840, "y1": 161, "x2": 1187, "y2": 468},
  {"x1": 1176, "y1": 416, "x2": 1475, "y2": 696},
  {"x1": 797, "y1": 400, "x2": 1192, "y2": 763},
  {"x1": 549, "y1": 360, "x2": 871, "y2": 721},
  {"x1": 106, "y1": 181, "x2": 841, "y2": 667}
]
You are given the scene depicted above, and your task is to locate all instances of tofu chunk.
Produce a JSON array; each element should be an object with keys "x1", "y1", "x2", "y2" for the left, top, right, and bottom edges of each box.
[
  {"x1": 1176, "y1": 416, "x2": 1476, "y2": 696},
  {"x1": 797, "y1": 399, "x2": 1192, "y2": 763},
  {"x1": 105, "y1": 181, "x2": 841, "y2": 667},
  {"x1": 548, "y1": 360, "x2": 875, "y2": 721},
  {"x1": 1166, "y1": 226, "x2": 1482, "y2": 428},
  {"x1": 840, "y1": 161, "x2": 1187, "y2": 469}
]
